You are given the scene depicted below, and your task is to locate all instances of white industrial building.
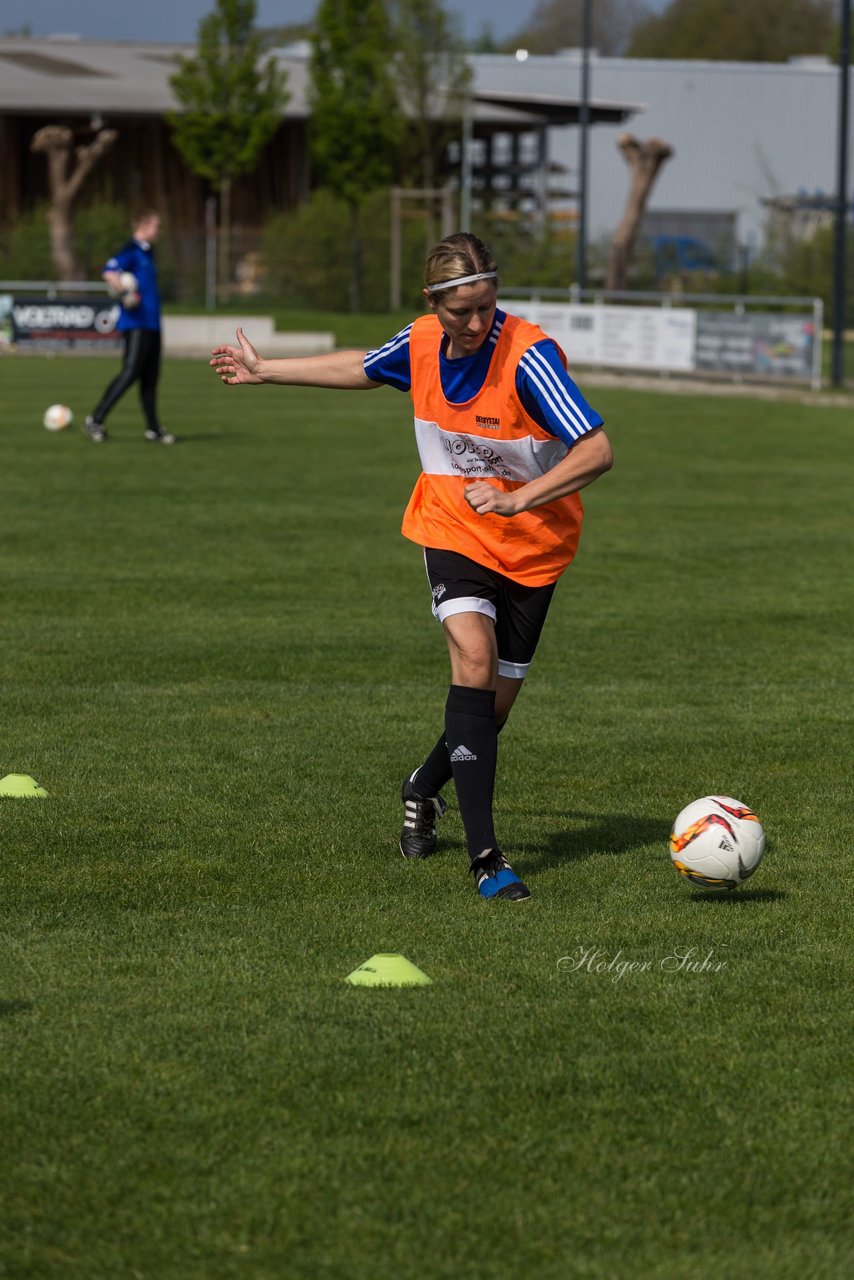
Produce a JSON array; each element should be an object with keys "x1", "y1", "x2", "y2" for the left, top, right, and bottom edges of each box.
[{"x1": 469, "y1": 50, "x2": 851, "y2": 259}]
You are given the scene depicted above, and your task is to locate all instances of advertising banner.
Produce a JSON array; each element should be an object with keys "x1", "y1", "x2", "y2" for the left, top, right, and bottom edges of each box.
[
  {"x1": 694, "y1": 312, "x2": 815, "y2": 380},
  {"x1": 506, "y1": 300, "x2": 697, "y2": 372},
  {"x1": 2, "y1": 295, "x2": 122, "y2": 351},
  {"x1": 504, "y1": 299, "x2": 818, "y2": 385}
]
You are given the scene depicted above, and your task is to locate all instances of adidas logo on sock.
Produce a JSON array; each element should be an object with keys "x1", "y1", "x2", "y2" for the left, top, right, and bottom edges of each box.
[{"x1": 450, "y1": 744, "x2": 477, "y2": 762}]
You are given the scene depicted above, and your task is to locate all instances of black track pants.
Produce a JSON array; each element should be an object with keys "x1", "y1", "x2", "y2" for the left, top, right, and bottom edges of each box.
[{"x1": 92, "y1": 328, "x2": 161, "y2": 432}]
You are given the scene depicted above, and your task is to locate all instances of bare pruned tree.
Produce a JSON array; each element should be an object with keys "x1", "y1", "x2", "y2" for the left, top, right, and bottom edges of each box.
[
  {"x1": 30, "y1": 125, "x2": 118, "y2": 280},
  {"x1": 606, "y1": 133, "x2": 673, "y2": 291}
]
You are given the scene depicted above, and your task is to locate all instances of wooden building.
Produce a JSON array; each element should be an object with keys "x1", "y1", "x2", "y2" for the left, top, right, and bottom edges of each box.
[{"x1": 0, "y1": 38, "x2": 312, "y2": 231}]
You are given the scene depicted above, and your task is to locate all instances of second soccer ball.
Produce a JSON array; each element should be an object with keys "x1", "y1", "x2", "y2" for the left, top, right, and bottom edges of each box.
[{"x1": 43, "y1": 404, "x2": 73, "y2": 431}]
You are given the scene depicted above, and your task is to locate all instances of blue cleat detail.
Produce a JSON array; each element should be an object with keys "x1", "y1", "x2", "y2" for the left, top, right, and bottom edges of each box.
[{"x1": 471, "y1": 849, "x2": 531, "y2": 901}]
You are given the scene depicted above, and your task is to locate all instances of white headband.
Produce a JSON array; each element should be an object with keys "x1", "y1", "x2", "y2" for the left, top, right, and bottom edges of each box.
[{"x1": 425, "y1": 271, "x2": 497, "y2": 293}]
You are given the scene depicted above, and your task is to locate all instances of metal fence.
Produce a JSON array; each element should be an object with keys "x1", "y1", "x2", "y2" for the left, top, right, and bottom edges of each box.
[{"x1": 1, "y1": 279, "x2": 826, "y2": 389}]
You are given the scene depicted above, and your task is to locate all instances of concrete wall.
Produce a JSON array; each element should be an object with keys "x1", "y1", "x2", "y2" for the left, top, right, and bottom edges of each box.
[{"x1": 161, "y1": 316, "x2": 334, "y2": 358}]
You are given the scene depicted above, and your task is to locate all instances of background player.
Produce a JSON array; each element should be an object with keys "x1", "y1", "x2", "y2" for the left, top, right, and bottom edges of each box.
[{"x1": 85, "y1": 208, "x2": 174, "y2": 445}]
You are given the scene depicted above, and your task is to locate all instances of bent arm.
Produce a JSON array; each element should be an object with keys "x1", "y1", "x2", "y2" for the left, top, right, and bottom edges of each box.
[
  {"x1": 210, "y1": 326, "x2": 380, "y2": 389},
  {"x1": 465, "y1": 427, "x2": 614, "y2": 517}
]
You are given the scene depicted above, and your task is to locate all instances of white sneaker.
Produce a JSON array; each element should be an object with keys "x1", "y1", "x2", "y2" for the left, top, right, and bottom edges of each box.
[{"x1": 84, "y1": 415, "x2": 106, "y2": 442}]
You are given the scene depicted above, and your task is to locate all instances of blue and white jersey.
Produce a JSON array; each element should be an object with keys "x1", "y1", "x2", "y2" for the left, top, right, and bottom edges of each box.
[
  {"x1": 364, "y1": 308, "x2": 603, "y2": 448},
  {"x1": 104, "y1": 238, "x2": 161, "y2": 333}
]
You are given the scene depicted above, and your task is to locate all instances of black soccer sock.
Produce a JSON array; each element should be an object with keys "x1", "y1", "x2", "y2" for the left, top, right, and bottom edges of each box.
[
  {"x1": 409, "y1": 732, "x2": 454, "y2": 798},
  {"x1": 411, "y1": 719, "x2": 508, "y2": 800},
  {"x1": 444, "y1": 684, "x2": 499, "y2": 861}
]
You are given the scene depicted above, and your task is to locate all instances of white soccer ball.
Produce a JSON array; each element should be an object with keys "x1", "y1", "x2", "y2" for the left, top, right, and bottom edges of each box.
[
  {"x1": 107, "y1": 271, "x2": 138, "y2": 301},
  {"x1": 669, "y1": 795, "x2": 766, "y2": 890},
  {"x1": 43, "y1": 403, "x2": 73, "y2": 431}
]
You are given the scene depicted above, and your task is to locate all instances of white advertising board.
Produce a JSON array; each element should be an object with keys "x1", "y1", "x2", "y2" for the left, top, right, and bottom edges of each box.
[{"x1": 506, "y1": 301, "x2": 697, "y2": 372}]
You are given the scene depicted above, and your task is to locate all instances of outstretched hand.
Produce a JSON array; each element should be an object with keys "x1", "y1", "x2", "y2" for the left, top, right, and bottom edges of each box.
[{"x1": 210, "y1": 327, "x2": 263, "y2": 385}]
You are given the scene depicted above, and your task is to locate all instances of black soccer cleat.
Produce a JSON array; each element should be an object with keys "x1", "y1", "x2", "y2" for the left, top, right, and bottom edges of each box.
[
  {"x1": 471, "y1": 848, "x2": 532, "y2": 901},
  {"x1": 400, "y1": 776, "x2": 448, "y2": 859}
]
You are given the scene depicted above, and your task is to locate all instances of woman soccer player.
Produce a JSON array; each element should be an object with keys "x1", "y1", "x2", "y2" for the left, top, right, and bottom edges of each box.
[{"x1": 210, "y1": 232, "x2": 613, "y2": 901}]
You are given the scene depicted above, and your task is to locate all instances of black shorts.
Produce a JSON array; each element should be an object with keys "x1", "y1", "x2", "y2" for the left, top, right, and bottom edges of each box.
[{"x1": 423, "y1": 547, "x2": 557, "y2": 680}]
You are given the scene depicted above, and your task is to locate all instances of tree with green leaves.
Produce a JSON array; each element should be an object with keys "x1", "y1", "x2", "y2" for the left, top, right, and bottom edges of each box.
[
  {"x1": 388, "y1": 0, "x2": 471, "y2": 241},
  {"x1": 627, "y1": 0, "x2": 836, "y2": 61},
  {"x1": 467, "y1": 23, "x2": 502, "y2": 54},
  {"x1": 509, "y1": 0, "x2": 652, "y2": 58},
  {"x1": 168, "y1": 0, "x2": 288, "y2": 299},
  {"x1": 309, "y1": 0, "x2": 402, "y2": 311}
]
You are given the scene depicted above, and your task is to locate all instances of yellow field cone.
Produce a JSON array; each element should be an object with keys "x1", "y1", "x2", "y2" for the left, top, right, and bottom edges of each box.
[
  {"x1": 345, "y1": 954, "x2": 432, "y2": 987},
  {"x1": 0, "y1": 774, "x2": 48, "y2": 797}
]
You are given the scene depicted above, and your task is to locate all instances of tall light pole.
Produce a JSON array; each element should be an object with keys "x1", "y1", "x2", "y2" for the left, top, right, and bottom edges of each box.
[
  {"x1": 832, "y1": 0, "x2": 851, "y2": 387},
  {"x1": 460, "y1": 92, "x2": 474, "y2": 231},
  {"x1": 576, "y1": 0, "x2": 592, "y2": 290}
]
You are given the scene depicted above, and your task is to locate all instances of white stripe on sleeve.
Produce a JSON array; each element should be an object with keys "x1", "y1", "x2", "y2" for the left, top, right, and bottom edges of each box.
[
  {"x1": 518, "y1": 345, "x2": 597, "y2": 440},
  {"x1": 364, "y1": 324, "x2": 413, "y2": 373}
]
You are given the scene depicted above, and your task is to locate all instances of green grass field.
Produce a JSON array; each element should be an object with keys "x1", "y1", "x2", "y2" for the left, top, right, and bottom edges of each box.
[{"x1": 1, "y1": 354, "x2": 853, "y2": 1279}]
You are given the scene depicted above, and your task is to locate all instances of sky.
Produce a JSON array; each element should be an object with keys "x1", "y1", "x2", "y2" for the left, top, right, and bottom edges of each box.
[{"x1": 9, "y1": 0, "x2": 667, "y2": 48}]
